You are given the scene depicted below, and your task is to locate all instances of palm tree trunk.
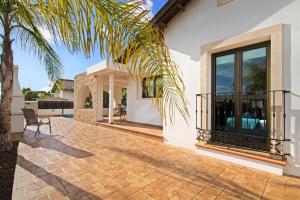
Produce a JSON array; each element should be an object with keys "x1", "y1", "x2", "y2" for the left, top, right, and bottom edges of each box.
[{"x1": 0, "y1": 28, "x2": 19, "y2": 200}]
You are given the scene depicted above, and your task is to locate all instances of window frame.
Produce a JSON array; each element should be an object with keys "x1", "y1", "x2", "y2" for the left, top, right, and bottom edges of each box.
[
  {"x1": 211, "y1": 41, "x2": 271, "y2": 148},
  {"x1": 142, "y1": 75, "x2": 163, "y2": 99}
]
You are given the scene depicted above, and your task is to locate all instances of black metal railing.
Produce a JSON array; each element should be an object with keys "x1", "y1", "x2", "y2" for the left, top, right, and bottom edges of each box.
[
  {"x1": 196, "y1": 90, "x2": 290, "y2": 157},
  {"x1": 38, "y1": 100, "x2": 73, "y2": 116},
  {"x1": 38, "y1": 101, "x2": 73, "y2": 109}
]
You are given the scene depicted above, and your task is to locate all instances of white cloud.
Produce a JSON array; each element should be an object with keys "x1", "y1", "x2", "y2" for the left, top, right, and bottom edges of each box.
[
  {"x1": 132, "y1": 0, "x2": 154, "y2": 19},
  {"x1": 38, "y1": 27, "x2": 54, "y2": 44},
  {"x1": 40, "y1": 86, "x2": 51, "y2": 92},
  {"x1": 144, "y1": 0, "x2": 154, "y2": 19}
]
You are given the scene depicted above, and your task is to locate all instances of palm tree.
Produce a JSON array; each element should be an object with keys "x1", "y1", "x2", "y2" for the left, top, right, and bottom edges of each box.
[{"x1": 0, "y1": 1, "x2": 189, "y2": 198}]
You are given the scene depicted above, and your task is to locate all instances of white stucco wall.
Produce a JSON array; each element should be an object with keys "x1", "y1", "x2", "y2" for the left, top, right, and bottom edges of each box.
[
  {"x1": 62, "y1": 90, "x2": 74, "y2": 101},
  {"x1": 54, "y1": 90, "x2": 61, "y2": 98},
  {"x1": 11, "y1": 65, "x2": 24, "y2": 134},
  {"x1": 37, "y1": 109, "x2": 73, "y2": 116},
  {"x1": 126, "y1": 77, "x2": 163, "y2": 126},
  {"x1": 163, "y1": 0, "x2": 300, "y2": 176},
  {"x1": 57, "y1": 90, "x2": 74, "y2": 101},
  {"x1": 55, "y1": 90, "x2": 74, "y2": 101}
]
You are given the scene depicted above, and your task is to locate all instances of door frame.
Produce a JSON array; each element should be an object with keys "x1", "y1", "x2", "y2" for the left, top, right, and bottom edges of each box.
[{"x1": 211, "y1": 41, "x2": 271, "y2": 148}]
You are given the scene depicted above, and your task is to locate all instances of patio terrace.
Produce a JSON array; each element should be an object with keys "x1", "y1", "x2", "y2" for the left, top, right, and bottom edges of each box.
[{"x1": 13, "y1": 117, "x2": 300, "y2": 200}]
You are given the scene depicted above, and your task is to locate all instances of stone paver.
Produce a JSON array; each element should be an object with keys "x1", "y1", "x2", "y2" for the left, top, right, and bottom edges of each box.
[{"x1": 13, "y1": 117, "x2": 300, "y2": 200}]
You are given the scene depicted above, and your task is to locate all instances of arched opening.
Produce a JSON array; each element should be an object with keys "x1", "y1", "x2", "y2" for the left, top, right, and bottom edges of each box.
[
  {"x1": 84, "y1": 92, "x2": 93, "y2": 108},
  {"x1": 77, "y1": 85, "x2": 93, "y2": 109}
]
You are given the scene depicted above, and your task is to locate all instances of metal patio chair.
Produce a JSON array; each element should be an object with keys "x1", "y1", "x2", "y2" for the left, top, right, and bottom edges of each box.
[{"x1": 22, "y1": 108, "x2": 52, "y2": 137}]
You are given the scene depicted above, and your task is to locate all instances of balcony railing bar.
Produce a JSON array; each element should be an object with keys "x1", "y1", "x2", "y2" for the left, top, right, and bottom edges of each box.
[
  {"x1": 196, "y1": 90, "x2": 291, "y2": 157},
  {"x1": 272, "y1": 91, "x2": 276, "y2": 140}
]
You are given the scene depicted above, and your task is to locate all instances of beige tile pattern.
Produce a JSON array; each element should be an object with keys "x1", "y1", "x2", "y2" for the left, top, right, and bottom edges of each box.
[{"x1": 13, "y1": 117, "x2": 300, "y2": 200}]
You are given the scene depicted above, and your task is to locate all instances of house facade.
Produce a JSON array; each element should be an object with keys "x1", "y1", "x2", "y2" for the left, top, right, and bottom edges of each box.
[
  {"x1": 74, "y1": 0, "x2": 300, "y2": 177},
  {"x1": 73, "y1": 61, "x2": 162, "y2": 125},
  {"x1": 52, "y1": 79, "x2": 74, "y2": 101},
  {"x1": 23, "y1": 79, "x2": 74, "y2": 117}
]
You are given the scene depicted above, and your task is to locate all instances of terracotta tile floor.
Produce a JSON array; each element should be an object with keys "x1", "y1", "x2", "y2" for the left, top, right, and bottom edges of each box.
[
  {"x1": 98, "y1": 118, "x2": 162, "y2": 136},
  {"x1": 13, "y1": 117, "x2": 300, "y2": 200},
  {"x1": 97, "y1": 119, "x2": 163, "y2": 141}
]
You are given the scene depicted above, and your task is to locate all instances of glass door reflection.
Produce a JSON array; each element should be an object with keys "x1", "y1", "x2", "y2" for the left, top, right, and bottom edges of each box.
[{"x1": 241, "y1": 47, "x2": 268, "y2": 138}]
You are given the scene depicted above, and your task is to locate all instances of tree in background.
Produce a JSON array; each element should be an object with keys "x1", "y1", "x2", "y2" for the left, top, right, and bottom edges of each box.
[
  {"x1": 243, "y1": 64, "x2": 266, "y2": 92},
  {"x1": 22, "y1": 88, "x2": 51, "y2": 101},
  {"x1": 22, "y1": 88, "x2": 35, "y2": 101}
]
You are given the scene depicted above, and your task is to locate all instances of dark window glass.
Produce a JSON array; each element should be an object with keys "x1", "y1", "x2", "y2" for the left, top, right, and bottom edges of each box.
[
  {"x1": 215, "y1": 54, "x2": 236, "y2": 132},
  {"x1": 103, "y1": 91, "x2": 109, "y2": 108},
  {"x1": 241, "y1": 99, "x2": 266, "y2": 135},
  {"x1": 216, "y1": 54, "x2": 235, "y2": 94},
  {"x1": 242, "y1": 47, "x2": 267, "y2": 93},
  {"x1": 142, "y1": 76, "x2": 163, "y2": 98},
  {"x1": 212, "y1": 42, "x2": 269, "y2": 151},
  {"x1": 215, "y1": 99, "x2": 235, "y2": 132},
  {"x1": 241, "y1": 47, "x2": 267, "y2": 137}
]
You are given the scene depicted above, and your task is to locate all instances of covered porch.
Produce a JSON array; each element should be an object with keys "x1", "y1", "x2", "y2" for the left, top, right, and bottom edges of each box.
[
  {"x1": 74, "y1": 61, "x2": 128, "y2": 124},
  {"x1": 74, "y1": 61, "x2": 163, "y2": 140},
  {"x1": 87, "y1": 61, "x2": 128, "y2": 124}
]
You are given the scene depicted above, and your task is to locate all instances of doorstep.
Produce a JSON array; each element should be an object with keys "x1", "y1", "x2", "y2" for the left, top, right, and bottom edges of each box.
[
  {"x1": 97, "y1": 121, "x2": 163, "y2": 142},
  {"x1": 195, "y1": 142, "x2": 286, "y2": 175}
]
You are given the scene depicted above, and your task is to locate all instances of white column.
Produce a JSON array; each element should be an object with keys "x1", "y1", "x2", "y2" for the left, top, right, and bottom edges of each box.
[
  {"x1": 114, "y1": 86, "x2": 122, "y2": 107},
  {"x1": 109, "y1": 73, "x2": 114, "y2": 123},
  {"x1": 96, "y1": 76, "x2": 103, "y2": 121}
]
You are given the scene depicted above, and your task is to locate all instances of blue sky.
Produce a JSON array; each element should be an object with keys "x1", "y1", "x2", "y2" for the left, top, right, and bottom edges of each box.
[{"x1": 15, "y1": 0, "x2": 168, "y2": 91}]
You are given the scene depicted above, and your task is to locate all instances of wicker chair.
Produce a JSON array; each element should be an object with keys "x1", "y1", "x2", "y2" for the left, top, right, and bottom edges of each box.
[{"x1": 22, "y1": 109, "x2": 51, "y2": 137}]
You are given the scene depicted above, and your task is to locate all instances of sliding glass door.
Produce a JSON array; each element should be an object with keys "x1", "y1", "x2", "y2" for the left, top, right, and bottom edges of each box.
[{"x1": 212, "y1": 42, "x2": 270, "y2": 150}]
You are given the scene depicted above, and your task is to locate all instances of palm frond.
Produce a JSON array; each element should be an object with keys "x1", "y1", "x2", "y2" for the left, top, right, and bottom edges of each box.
[
  {"x1": 8, "y1": 0, "x2": 62, "y2": 83},
  {"x1": 35, "y1": 0, "x2": 190, "y2": 125},
  {"x1": 14, "y1": 25, "x2": 62, "y2": 82},
  {"x1": 94, "y1": 1, "x2": 190, "y2": 124},
  {"x1": 4, "y1": 0, "x2": 190, "y2": 125}
]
